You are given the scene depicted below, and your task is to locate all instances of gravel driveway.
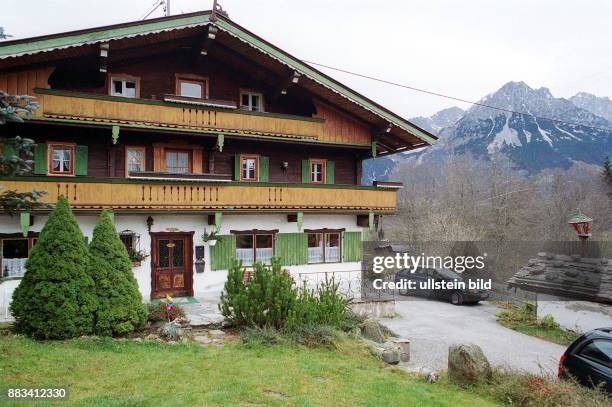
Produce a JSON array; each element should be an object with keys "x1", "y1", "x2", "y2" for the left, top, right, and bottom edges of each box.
[{"x1": 378, "y1": 299, "x2": 566, "y2": 374}]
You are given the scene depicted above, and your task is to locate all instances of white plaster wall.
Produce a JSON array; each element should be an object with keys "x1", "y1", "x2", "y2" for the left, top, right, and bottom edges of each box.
[
  {"x1": 1, "y1": 213, "x2": 364, "y2": 304},
  {"x1": 537, "y1": 294, "x2": 612, "y2": 333}
]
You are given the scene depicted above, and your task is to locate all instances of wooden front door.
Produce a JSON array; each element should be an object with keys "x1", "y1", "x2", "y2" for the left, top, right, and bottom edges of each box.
[{"x1": 151, "y1": 232, "x2": 194, "y2": 298}]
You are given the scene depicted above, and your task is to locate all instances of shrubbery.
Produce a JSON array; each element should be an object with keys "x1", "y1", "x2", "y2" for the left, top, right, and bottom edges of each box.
[
  {"x1": 220, "y1": 258, "x2": 349, "y2": 342},
  {"x1": 10, "y1": 196, "x2": 97, "y2": 339},
  {"x1": 148, "y1": 302, "x2": 186, "y2": 322},
  {"x1": 11, "y1": 199, "x2": 147, "y2": 339},
  {"x1": 497, "y1": 301, "x2": 579, "y2": 345},
  {"x1": 219, "y1": 258, "x2": 298, "y2": 329},
  {"x1": 87, "y1": 210, "x2": 147, "y2": 336}
]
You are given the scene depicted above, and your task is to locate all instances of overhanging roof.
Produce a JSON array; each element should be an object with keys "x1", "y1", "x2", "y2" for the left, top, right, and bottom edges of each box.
[{"x1": 0, "y1": 10, "x2": 437, "y2": 152}]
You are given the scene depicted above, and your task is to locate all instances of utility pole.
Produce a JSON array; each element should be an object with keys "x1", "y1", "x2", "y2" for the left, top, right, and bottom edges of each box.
[{"x1": 166, "y1": 0, "x2": 171, "y2": 16}]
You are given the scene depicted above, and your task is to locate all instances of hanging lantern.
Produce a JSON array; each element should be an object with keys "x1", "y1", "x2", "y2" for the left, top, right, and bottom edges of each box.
[{"x1": 568, "y1": 209, "x2": 593, "y2": 240}]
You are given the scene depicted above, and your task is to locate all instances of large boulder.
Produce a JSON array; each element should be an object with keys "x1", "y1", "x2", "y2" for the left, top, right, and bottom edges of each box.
[
  {"x1": 448, "y1": 343, "x2": 492, "y2": 384},
  {"x1": 361, "y1": 318, "x2": 385, "y2": 343}
]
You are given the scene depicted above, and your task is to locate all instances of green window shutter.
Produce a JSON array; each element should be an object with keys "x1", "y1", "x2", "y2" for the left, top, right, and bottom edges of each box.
[
  {"x1": 33, "y1": 143, "x2": 47, "y2": 175},
  {"x1": 234, "y1": 155, "x2": 241, "y2": 180},
  {"x1": 3, "y1": 141, "x2": 17, "y2": 161},
  {"x1": 275, "y1": 233, "x2": 307, "y2": 266},
  {"x1": 74, "y1": 145, "x2": 88, "y2": 176},
  {"x1": 259, "y1": 156, "x2": 269, "y2": 182},
  {"x1": 301, "y1": 159, "x2": 309, "y2": 183},
  {"x1": 326, "y1": 160, "x2": 335, "y2": 184},
  {"x1": 343, "y1": 231, "x2": 362, "y2": 262},
  {"x1": 210, "y1": 234, "x2": 236, "y2": 270}
]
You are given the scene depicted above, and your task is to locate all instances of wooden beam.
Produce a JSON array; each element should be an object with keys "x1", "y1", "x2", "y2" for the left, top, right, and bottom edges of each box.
[
  {"x1": 271, "y1": 70, "x2": 302, "y2": 100},
  {"x1": 199, "y1": 26, "x2": 218, "y2": 56},
  {"x1": 99, "y1": 43, "x2": 109, "y2": 73}
]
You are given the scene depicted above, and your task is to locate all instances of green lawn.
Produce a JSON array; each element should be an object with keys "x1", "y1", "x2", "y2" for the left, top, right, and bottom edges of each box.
[
  {"x1": 499, "y1": 322, "x2": 580, "y2": 346},
  {"x1": 496, "y1": 302, "x2": 580, "y2": 346},
  {"x1": 0, "y1": 335, "x2": 499, "y2": 406}
]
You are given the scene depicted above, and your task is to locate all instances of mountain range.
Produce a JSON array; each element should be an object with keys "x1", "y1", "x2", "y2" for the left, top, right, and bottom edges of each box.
[{"x1": 363, "y1": 82, "x2": 612, "y2": 183}]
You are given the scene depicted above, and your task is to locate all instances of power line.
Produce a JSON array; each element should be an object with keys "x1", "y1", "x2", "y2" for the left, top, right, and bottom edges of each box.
[{"x1": 302, "y1": 60, "x2": 612, "y2": 133}]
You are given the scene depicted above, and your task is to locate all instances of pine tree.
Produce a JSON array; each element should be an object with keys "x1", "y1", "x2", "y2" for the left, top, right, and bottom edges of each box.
[
  {"x1": 10, "y1": 196, "x2": 97, "y2": 339},
  {"x1": 603, "y1": 156, "x2": 612, "y2": 184},
  {"x1": 87, "y1": 210, "x2": 147, "y2": 336}
]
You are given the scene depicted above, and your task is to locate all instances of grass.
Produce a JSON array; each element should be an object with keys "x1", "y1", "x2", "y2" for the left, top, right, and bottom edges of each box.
[
  {"x1": 0, "y1": 334, "x2": 499, "y2": 407},
  {"x1": 473, "y1": 370, "x2": 610, "y2": 407},
  {"x1": 496, "y1": 301, "x2": 581, "y2": 346}
]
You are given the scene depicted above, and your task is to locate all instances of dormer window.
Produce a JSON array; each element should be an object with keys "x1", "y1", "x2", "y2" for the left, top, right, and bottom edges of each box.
[
  {"x1": 175, "y1": 74, "x2": 208, "y2": 99},
  {"x1": 240, "y1": 91, "x2": 263, "y2": 112},
  {"x1": 110, "y1": 76, "x2": 139, "y2": 98}
]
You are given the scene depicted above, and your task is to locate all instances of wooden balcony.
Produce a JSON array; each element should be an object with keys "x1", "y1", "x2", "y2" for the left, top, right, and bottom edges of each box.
[
  {"x1": 1, "y1": 178, "x2": 398, "y2": 213},
  {"x1": 31, "y1": 89, "x2": 372, "y2": 145}
]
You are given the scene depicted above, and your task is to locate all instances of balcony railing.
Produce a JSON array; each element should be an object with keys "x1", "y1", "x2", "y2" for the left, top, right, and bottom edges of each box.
[
  {"x1": 32, "y1": 89, "x2": 332, "y2": 142},
  {"x1": 0, "y1": 178, "x2": 398, "y2": 213}
]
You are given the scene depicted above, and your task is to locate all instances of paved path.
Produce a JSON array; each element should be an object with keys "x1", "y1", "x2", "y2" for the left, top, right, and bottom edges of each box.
[
  {"x1": 183, "y1": 295, "x2": 225, "y2": 327},
  {"x1": 378, "y1": 299, "x2": 566, "y2": 374}
]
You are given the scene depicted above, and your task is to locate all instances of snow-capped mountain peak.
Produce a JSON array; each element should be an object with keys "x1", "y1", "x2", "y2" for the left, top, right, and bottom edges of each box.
[{"x1": 363, "y1": 82, "x2": 612, "y2": 182}]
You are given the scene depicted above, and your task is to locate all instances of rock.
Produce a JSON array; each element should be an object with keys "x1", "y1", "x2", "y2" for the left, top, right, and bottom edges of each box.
[
  {"x1": 161, "y1": 321, "x2": 183, "y2": 341},
  {"x1": 133, "y1": 337, "x2": 143, "y2": 342},
  {"x1": 362, "y1": 319, "x2": 385, "y2": 343},
  {"x1": 448, "y1": 344, "x2": 492, "y2": 384},
  {"x1": 150, "y1": 320, "x2": 165, "y2": 330},
  {"x1": 145, "y1": 334, "x2": 159, "y2": 341},
  {"x1": 194, "y1": 335, "x2": 212, "y2": 345},
  {"x1": 391, "y1": 338, "x2": 410, "y2": 363},
  {"x1": 209, "y1": 329, "x2": 226, "y2": 338},
  {"x1": 381, "y1": 349, "x2": 400, "y2": 365}
]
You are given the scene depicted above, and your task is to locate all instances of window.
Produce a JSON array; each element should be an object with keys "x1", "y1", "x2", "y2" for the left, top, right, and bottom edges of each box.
[
  {"x1": 241, "y1": 155, "x2": 258, "y2": 181},
  {"x1": 235, "y1": 232, "x2": 274, "y2": 266},
  {"x1": 165, "y1": 150, "x2": 191, "y2": 174},
  {"x1": 179, "y1": 80, "x2": 205, "y2": 99},
  {"x1": 307, "y1": 232, "x2": 341, "y2": 263},
  {"x1": 48, "y1": 143, "x2": 74, "y2": 175},
  {"x1": 119, "y1": 230, "x2": 141, "y2": 260},
  {"x1": 110, "y1": 76, "x2": 138, "y2": 98},
  {"x1": 310, "y1": 159, "x2": 326, "y2": 183},
  {"x1": 579, "y1": 340, "x2": 612, "y2": 366},
  {"x1": 1, "y1": 238, "x2": 35, "y2": 278},
  {"x1": 126, "y1": 146, "x2": 146, "y2": 176},
  {"x1": 240, "y1": 92, "x2": 263, "y2": 112}
]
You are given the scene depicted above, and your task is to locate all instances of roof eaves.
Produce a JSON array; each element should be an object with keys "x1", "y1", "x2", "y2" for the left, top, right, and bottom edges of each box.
[
  {"x1": 213, "y1": 17, "x2": 437, "y2": 145},
  {"x1": 0, "y1": 13, "x2": 212, "y2": 59}
]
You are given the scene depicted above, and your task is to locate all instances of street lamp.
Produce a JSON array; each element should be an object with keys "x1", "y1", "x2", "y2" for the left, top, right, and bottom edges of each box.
[{"x1": 568, "y1": 208, "x2": 592, "y2": 240}]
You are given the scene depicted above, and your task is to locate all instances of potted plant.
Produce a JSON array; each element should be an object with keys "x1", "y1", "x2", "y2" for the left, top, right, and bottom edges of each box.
[
  {"x1": 127, "y1": 248, "x2": 149, "y2": 267},
  {"x1": 202, "y1": 230, "x2": 218, "y2": 246}
]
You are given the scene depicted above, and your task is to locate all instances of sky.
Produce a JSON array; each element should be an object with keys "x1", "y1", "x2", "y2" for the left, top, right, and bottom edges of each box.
[{"x1": 2, "y1": 0, "x2": 611, "y2": 118}]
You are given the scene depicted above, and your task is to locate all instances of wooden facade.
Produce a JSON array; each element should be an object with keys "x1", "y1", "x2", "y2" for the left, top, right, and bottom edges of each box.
[
  {"x1": 0, "y1": 11, "x2": 428, "y2": 215},
  {"x1": 0, "y1": 179, "x2": 397, "y2": 213}
]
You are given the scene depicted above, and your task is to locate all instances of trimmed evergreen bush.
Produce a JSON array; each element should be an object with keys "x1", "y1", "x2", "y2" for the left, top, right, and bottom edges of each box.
[
  {"x1": 87, "y1": 210, "x2": 147, "y2": 336},
  {"x1": 220, "y1": 258, "x2": 297, "y2": 329},
  {"x1": 220, "y1": 258, "x2": 348, "y2": 331},
  {"x1": 10, "y1": 196, "x2": 97, "y2": 339}
]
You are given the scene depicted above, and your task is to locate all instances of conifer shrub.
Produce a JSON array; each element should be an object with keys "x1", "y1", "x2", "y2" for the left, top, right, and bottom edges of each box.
[
  {"x1": 87, "y1": 210, "x2": 147, "y2": 336},
  {"x1": 220, "y1": 258, "x2": 297, "y2": 329},
  {"x1": 220, "y1": 258, "x2": 348, "y2": 332},
  {"x1": 10, "y1": 196, "x2": 97, "y2": 339}
]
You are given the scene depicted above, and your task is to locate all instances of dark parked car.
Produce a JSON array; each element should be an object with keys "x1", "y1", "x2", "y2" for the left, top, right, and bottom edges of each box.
[
  {"x1": 559, "y1": 327, "x2": 612, "y2": 394},
  {"x1": 394, "y1": 267, "x2": 489, "y2": 305}
]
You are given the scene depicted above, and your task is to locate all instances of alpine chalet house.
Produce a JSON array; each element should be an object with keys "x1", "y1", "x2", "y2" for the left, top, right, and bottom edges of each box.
[{"x1": 0, "y1": 10, "x2": 435, "y2": 301}]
